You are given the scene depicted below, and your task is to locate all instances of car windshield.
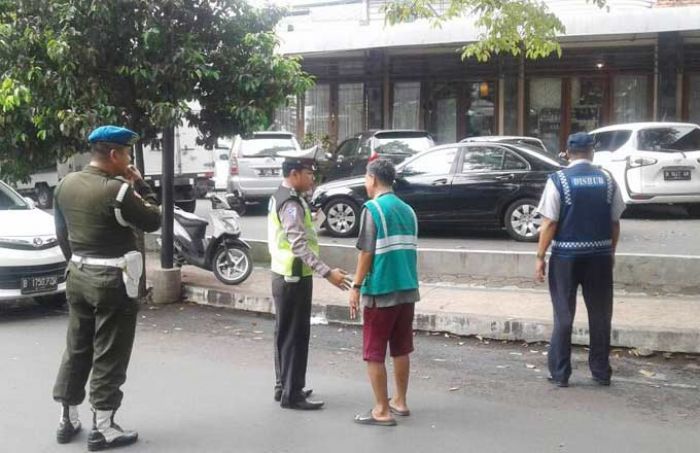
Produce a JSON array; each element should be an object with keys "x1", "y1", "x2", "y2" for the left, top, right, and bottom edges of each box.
[
  {"x1": 374, "y1": 133, "x2": 434, "y2": 155},
  {"x1": 514, "y1": 144, "x2": 566, "y2": 167},
  {"x1": 0, "y1": 182, "x2": 30, "y2": 210},
  {"x1": 637, "y1": 126, "x2": 700, "y2": 152},
  {"x1": 240, "y1": 136, "x2": 297, "y2": 157},
  {"x1": 593, "y1": 130, "x2": 632, "y2": 152}
]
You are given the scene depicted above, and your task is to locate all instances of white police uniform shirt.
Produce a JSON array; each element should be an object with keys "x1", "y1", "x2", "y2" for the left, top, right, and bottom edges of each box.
[{"x1": 537, "y1": 159, "x2": 626, "y2": 222}]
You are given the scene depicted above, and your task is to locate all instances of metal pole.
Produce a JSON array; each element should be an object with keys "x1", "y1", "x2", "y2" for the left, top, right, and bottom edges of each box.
[{"x1": 161, "y1": 126, "x2": 175, "y2": 268}]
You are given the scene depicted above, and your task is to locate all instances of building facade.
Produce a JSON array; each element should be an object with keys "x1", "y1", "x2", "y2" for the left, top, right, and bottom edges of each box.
[{"x1": 273, "y1": 0, "x2": 700, "y2": 153}]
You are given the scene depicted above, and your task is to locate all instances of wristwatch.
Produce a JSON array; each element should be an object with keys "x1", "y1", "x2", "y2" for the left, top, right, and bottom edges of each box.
[
  {"x1": 352, "y1": 282, "x2": 362, "y2": 289},
  {"x1": 536, "y1": 252, "x2": 546, "y2": 260}
]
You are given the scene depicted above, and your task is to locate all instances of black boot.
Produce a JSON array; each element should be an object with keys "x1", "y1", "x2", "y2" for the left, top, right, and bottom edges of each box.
[
  {"x1": 56, "y1": 404, "x2": 81, "y2": 444},
  {"x1": 87, "y1": 409, "x2": 138, "y2": 451}
]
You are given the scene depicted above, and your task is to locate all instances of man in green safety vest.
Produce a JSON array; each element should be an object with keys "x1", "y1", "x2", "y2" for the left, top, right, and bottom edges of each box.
[
  {"x1": 349, "y1": 158, "x2": 420, "y2": 427},
  {"x1": 268, "y1": 149, "x2": 351, "y2": 410}
]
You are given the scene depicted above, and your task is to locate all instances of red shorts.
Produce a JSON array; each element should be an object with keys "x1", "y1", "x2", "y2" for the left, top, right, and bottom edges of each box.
[{"x1": 363, "y1": 303, "x2": 415, "y2": 362}]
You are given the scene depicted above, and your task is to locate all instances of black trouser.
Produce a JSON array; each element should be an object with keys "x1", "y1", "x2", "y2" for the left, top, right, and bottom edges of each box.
[
  {"x1": 548, "y1": 254, "x2": 614, "y2": 382},
  {"x1": 272, "y1": 273, "x2": 313, "y2": 405},
  {"x1": 53, "y1": 263, "x2": 138, "y2": 410}
]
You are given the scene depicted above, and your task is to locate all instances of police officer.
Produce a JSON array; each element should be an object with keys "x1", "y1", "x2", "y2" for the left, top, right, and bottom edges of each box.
[
  {"x1": 535, "y1": 132, "x2": 626, "y2": 387},
  {"x1": 268, "y1": 150, "x2": 351, "y2": 410},
  {"x1": 53, "y1": 126, "x2": 161, "y2": 450}
]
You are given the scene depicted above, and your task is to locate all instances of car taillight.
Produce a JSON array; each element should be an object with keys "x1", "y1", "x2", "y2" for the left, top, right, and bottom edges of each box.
[
  {"x1": 204, "y1": 171, "x2": 214, "y2": 178},
  {"x1": 368, "y1": 150, "x2": 379, "y2": 162},
  {"x1": 230, "y1": 157, "x2": 239, "y2": 176},
  {"x1": 628, "y1": 156, "x2": 657, "y2": 168}
]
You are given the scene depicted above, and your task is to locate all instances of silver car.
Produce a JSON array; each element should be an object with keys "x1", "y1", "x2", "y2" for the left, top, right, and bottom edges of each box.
[{"x1": 227, "y1": 132, "x2": 301, "y2": 204}]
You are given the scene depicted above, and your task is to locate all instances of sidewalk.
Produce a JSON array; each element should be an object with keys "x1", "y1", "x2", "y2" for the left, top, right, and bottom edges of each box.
[{"x1": 145, "y1": 254, "x2": 700, "y2": 353}]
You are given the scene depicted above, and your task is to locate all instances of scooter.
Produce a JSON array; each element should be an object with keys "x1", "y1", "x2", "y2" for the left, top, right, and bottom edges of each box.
[{"x1": 171, "y1": 193, "x2": 253, "y2": 285}]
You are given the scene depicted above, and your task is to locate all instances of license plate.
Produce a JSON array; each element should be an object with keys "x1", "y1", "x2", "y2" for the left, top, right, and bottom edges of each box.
[
  {"x1": 663, "y1": 169, "x2": 691, "y2": 181},
  {"x1": 21, "y1": 276, "x2": 58, "y2": 294},
  {"x1": 258, "y1": 169, "x2": 279, "y2": 177}
]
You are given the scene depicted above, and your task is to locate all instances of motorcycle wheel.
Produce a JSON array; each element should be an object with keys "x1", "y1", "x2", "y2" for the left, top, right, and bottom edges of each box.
[{"x1": 212, "y1": 245, "x2": 253, "y2": 285}]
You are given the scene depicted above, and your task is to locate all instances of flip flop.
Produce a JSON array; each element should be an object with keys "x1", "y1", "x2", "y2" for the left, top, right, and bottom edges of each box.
[
  {"x1": 388, "y1": 402, "x2": 411, "y2": 417},
  {"x1": 353, "y1": 410, "x2": 397, "y2": 426}
]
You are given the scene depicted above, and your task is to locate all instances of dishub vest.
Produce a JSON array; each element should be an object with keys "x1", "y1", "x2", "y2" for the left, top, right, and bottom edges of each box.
[
  {"x1": 362, "y1": 193, "x2": 419, "y2": 296},
  {"x1": 550, "y1": 162, "x2": 615, "y2": 258}
]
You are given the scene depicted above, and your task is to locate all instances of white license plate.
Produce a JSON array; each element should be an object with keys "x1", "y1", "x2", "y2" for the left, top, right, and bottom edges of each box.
[
  {"x1": 258, "y1": 169, "x2": 280, "y2": 177},
  {"x1": 21, "y1": 276, "x2": 59, "y2": 294},
  {"x1": 663, "y1": 169, "x2": 691, "y2": 181}
]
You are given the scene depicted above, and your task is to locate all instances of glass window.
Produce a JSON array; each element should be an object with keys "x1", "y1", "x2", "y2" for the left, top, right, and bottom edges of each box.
[
  {"x1": 613, "y1": 75, "x2": 649, "y2": 123},
  {"x1": 503, "y1": 152, "x2": 529, "y2": 170},
  {"x1": 637, "y1": 126, "x2": 700, "y2": 152},
  {"x1": 338, "y1": 83, "x2": 364, "y2": 142},
  {"x1": 503, "y1": 76, "x2": 518, "y2": 135},
  {"x1": 304, "y1": 84, "x2": 330, "y2": 140},
  {"x1": 0, "y1": 182, "x2": 29, "y2": 210},
  {"x1": 402, "y1": 147, "x2": 458, "y2": 175},
  {"x1": 392, "y1": 82, "x2": 421, "y2": 130},
  {"x1": 335, "y1": 138, "x2": 360, "y2": 158},
  {"x1": 464, "y1": 81, "x2": 496, "y2": 138},
  {"x1": 571, "y1": 78, "x2": 604, "y2": 133},
  {"x1": 373, "y1": 131, "x2": 435, "y2": 157},
  {"x1": 592, "y1": 130, "x2": 632, "y2": 152},
  {"x1": 461, "y1": 146, "x2": 504, "y2": 172},
  {"x1": 428, "y1": 83, "x2": 458, "y2": 144},
  {"x1": 273, "y1": 95, "x2": 298, "y2": 133},
  {"x1": 240, "y1": 135, "x2": 298, "y2": 157},
  {"x1": 689, "y1": 75, "x2": 700, "y2": 125},
  {"x1": 527, "y1": 78, "x2": 562, "y2": 155}
]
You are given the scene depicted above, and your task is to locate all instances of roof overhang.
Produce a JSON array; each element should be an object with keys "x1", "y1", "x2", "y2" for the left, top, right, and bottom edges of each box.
[{"x1": 278, "y1": 5, "x2": 700, "y2": 56}]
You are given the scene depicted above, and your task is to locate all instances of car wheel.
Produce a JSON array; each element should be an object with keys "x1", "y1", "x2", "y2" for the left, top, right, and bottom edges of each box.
[
  {"x1": 504, "y1": 198, "x2": 541, "y2": 242},
  {"x1": 212, "y1": 246, "x2": 253, "y2": 285},
  {"x1": 36, "y1": 184, "x2": 53, "y2": 209},
  {"x1": 324, "y1": 198, "x2": 360, "y2": 237},
  {"x1": 35, "y1": 293, "x2": 66, "y2": 308}
]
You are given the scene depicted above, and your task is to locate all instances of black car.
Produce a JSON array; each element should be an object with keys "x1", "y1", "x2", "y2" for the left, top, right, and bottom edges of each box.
[
  {"x1": 311, "y1": 142, "x2": 563, "y2": 242},
  {"x1": 317, "y1": 130, "x2": 435, "y2": 183}
]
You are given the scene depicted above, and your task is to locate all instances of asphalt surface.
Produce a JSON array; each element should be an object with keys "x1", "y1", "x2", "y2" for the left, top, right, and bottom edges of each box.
[
  {"x1": 194, "y1": 200, "x2": 700, "y2": 256},
  {"x1": 2, "y1": 302, "x2": 698, "y2": 452}
]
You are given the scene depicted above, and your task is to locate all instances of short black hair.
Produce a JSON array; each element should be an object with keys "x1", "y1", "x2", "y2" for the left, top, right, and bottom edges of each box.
[
  {"x1": 366, "y1": 159, "x2": 395, "y2": 186},
  {"x1": 91, "y1": 142, "x2": 127, "y2": 160}
]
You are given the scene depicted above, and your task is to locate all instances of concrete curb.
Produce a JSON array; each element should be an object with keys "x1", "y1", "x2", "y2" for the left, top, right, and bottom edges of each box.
[
  {"x1": 146, "y1": 233, "x2": 700, "y2": 295},
  {"x1": 182, "y1": 283, "x2": 700, "y2": 353}
]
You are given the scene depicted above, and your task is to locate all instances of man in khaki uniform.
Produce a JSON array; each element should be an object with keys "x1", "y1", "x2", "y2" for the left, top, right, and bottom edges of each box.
[{"x1": 52, "y1": 126, "x2": 161, "y2": 451}]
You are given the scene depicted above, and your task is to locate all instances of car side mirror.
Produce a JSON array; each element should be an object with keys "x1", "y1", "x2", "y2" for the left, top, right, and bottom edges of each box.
[{"x1": 24, "y1": 197, "x2": 36, "y2": 209}]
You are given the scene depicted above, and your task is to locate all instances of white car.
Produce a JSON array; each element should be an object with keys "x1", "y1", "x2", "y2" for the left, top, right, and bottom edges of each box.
[
  {"x1": 0, "y1": 180, "x2": 67, "y2": 306},
  {"x1": 590, "y1": 122, "x2": 700, "y2": 215}
]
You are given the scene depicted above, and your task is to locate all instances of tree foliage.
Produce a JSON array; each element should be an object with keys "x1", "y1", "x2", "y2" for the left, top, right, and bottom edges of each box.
[
  {"x1": 0, "y1": 0, "x2": 313, "y2": 182},
  {"x1": 383, "y1": 0, "x2": 608, "y2": 62}
]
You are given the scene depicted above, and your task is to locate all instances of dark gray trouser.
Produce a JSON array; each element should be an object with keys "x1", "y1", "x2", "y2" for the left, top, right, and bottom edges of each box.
[
  {"x1": 547, "y1": 254, "x2": 614, "y2": 383},
  {"x1": 53, "y1": 263, "x2": 138, "y2": 410},
  {"x1": 272, "y1": 273, "x2": 312, "y2": 405}
]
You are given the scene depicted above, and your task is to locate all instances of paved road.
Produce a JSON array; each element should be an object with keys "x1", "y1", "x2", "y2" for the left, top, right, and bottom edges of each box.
[
  {"x1": 2, "y1": 302, "x2": 697, "y2": 452},
  {"x1": 195, "y1": 200, "x2": 700, "y2": 256}
]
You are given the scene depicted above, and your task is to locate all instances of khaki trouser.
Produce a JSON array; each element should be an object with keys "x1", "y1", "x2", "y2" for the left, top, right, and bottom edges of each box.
[{"x1": 53, "y1": 262, "x2": 138, "y2": 410}]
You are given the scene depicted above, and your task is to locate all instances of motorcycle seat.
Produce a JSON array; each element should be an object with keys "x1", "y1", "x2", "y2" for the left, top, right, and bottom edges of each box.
[{"x1": 175, "y1": 213, "x2": 208, "y2": 228}]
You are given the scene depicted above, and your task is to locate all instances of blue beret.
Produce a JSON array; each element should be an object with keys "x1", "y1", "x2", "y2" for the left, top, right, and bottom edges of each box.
[
  {"x1": 567, "y1": 132, "x2": 594, "y2": 151},
  {"x1": 88, "y1": 126, "x2": 139, "y2": 146}
]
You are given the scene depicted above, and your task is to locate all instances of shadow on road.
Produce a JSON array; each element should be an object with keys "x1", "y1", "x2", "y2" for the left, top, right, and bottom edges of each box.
[{"x1": 622, "y1": 205, "x2": 692, "y2": 220}]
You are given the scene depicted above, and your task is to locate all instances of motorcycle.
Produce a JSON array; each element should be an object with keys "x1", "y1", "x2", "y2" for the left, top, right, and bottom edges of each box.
[{"x1": 171, "y1": 193, "x2": 253, "y2": 285}]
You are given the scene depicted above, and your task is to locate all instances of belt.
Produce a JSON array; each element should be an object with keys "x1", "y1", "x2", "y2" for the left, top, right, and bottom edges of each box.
[{"x1": 71, "y1": 255, "x2": 126, "y2": 268}]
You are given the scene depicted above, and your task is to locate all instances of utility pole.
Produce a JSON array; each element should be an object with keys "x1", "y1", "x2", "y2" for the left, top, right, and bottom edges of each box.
[{"x1": 161, "y1": 125, "x2": 175, "y2": 268}]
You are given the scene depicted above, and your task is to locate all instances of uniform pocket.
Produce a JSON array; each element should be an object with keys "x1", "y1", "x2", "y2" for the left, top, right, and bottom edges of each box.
[{"x1": 69, "y1": 263, "x2": 124, "y2": 288}]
